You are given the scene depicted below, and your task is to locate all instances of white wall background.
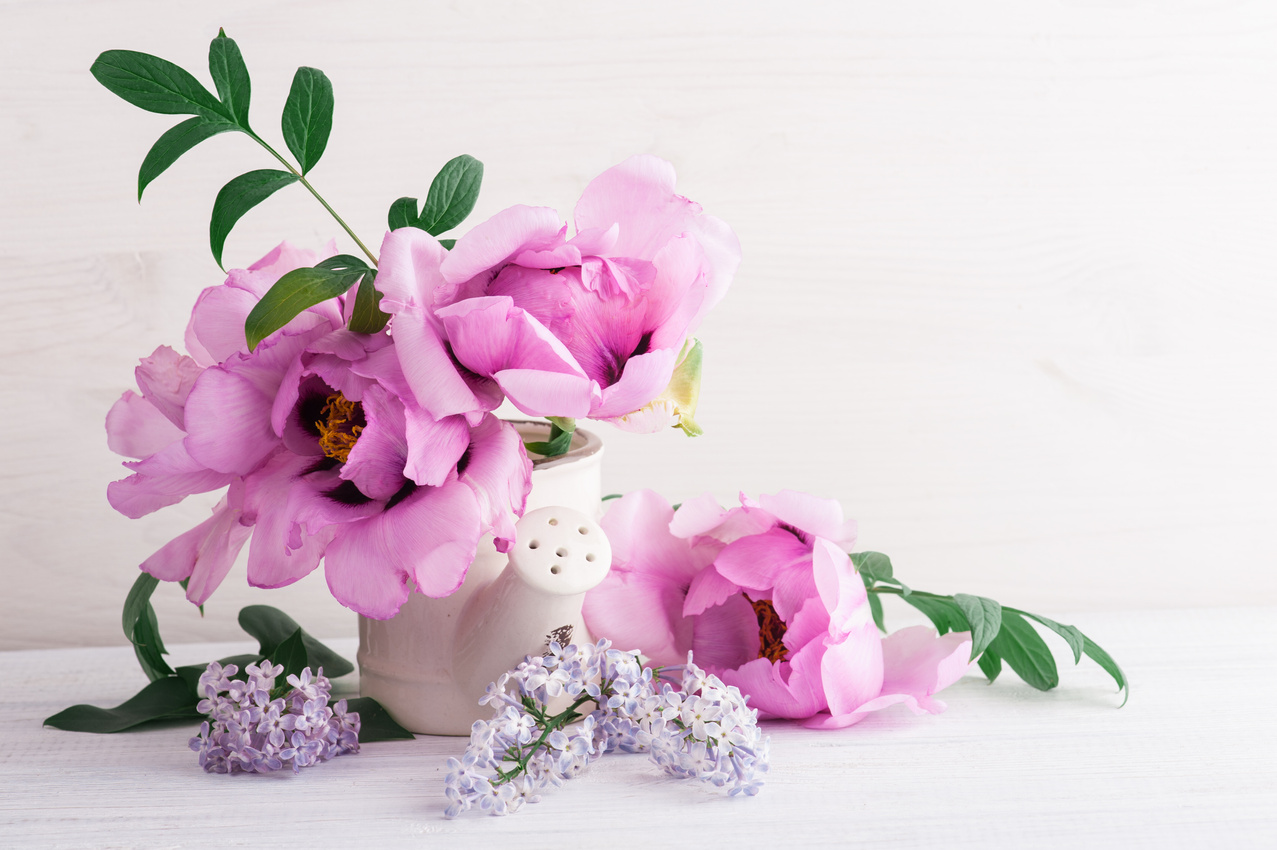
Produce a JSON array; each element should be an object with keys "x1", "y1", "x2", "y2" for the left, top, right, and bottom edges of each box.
[{"x1": 2, "y1": 0, "x2": 1274, "y2": 650}]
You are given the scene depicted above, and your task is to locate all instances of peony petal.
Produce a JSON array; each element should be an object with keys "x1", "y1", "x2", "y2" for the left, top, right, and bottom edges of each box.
[
  {"x1": 879, "y1": 626, "x2": 974, "y2": 700},
  {"x1": 600, "y1": 490, "x2": 719, "y2": 584},
  {"x1": 376, "y1": 228, "x2": 452, "y2": 311},
  {"x1": 818, "y1": 618, "x2": 886, "y2": 719},
  {"x1": 757, "y1": 490, "x2": 858, "y2": 549},
  {"x1": 140, "y1": 483, "x2": 251, "y2": 605},
  {"x1": 811, "y1": 537, "x2": 874, "y2": 640},
  {"x1": 669, "y1": 493, "x2": 729, "y2": 539},
  {"x1": 322, "y1": 522, "x2": 412, "y2": 620},
  {"x1": 683, "y1": 567, "x2": 741, "y2": 617},
  {"x1": 457, "y1": 416, "x2": 531, "y2": 552},
  {"x1": 573, "y1": 155, "x2": 698, "y2": 260},
  {"x1": 495, "y1": 369, "x2": 597, "y2": 419},
  {"x1": 711, "y1": 528, "x2": 810, "y2": 598},
  {"x1": 133, "y1": 346, "x2": 203, "y2": 430},
  {"x1": 390, "y1": 307, "x2": 500, "y2": 419},
  {"x1": 441, "y1": 205, "x2": 565, "y2": 286},
  {"x1": 799, "y1": 692, "x2": 943, "y2": 730},
  {"x1": 589, "y1": 348, "x2": 679, "y2": 419},
  {"x1": 583, "y1": 568, "x2": 695, "y2": 668},
  {"x1": 402, "y1": 409, "x2": 470, "y2": 488},
  {"x1": 340, "y1": 384, "x2": 410, "y2": 501},
  {"x1": 105, "y1": 391, "x2": 184, "y2": 460},
  {"x1": 719, "y1": 640, "x2": 828, "y2": 720},
  {"x1": 688, "y1": 593, "x2": 758, "y2": 671},
  {"x1": 384, "y1": 481, "x2": 482, "y2": 597},
  {"x1": 108, "y1": 441, "x2": 236, "y2": 519},
  {"x1": 242, "y1": 453, "x2": 333, "y2": 588}
]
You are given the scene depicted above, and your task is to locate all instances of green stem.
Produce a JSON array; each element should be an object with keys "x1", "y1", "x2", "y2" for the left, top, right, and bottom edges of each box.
[{"x1": 247, "y1": 132, "x2": 378, "y2": 267}]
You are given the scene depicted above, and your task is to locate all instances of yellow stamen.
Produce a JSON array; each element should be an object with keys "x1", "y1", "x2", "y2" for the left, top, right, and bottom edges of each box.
[{"x1": 315, "y1": 392, "x2": 364, "y2": 463}]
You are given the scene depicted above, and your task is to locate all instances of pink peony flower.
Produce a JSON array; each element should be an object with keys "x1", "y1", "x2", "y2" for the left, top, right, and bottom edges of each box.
[
  {"x1": 583, "y1": 490, "x2": 973, "y2": 728},
  {"x1": 375, "y1": 155, "x2": 741, "y2": 431},
  {"x1": 106, "y1": 242, "x2": 531, "y2": 618}
]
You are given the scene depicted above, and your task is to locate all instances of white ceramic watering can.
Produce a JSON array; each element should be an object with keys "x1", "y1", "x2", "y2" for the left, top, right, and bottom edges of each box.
[{"x1": 357, "y1": 425, "x2": 610, "y2": 735}]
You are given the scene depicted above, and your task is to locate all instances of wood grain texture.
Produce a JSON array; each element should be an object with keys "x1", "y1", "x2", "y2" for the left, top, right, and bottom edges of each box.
[
  {"x1": 3, "y1": 608, "x2": 1274, "y2": 847},
  {"x1": 3, "y1": 0, "x2": 1276, "y2": 648}
]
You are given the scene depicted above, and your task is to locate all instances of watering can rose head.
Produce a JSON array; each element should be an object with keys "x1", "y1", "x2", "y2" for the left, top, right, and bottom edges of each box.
[
  {"x1": 375, "y1": 154, "x2": 740, "y2": 430},
  {"x1": 106, "y1": 242, "x2": 532, "y2": 618}
]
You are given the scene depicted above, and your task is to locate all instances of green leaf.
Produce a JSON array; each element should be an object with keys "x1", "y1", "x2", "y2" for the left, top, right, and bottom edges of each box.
[
  {"x1": 91, "y1": 49, "x2": 230, "y2": 121},
  {"x1": 122, "y1": 573, "x2": 173, "y2": 681},
  {"x1": 850, "y1": 551, "x2": 893, "y2": 584},
  {"x1": 236, "y1": 605, "x2": 355, "y2": 678},
  {"x1": 44, "y1": 676, "x2": 200, "y2": 733},
  {"x1": 989, "y1": 610, "x2": 1059, "y2": 691},
  {"x1": 866, "y1": 591, "x2": 887, "y2": 633},
  {"x1": 418, "y1": 154, "x2": 483, "y2": 235},
  {"x1": 314, "y1": 254, "x2": 370, "y2": 274},
  {"x1": 1014, "y1": 609, "x2": 1084, "y2": 664},
  {"x1": 1083, "y1": 636, "x2": 1129, "y2": 705},
  {"x1": 208, "y1": 30, "x2": 251, "y2": 127},
  {"x1": 387, "y1": 196, "x2": 419, "y2": 231},
  {"x1": 953, "y1": 593, "x2": 1003, "y2": 661},
  {"x1": 524, "y1": 417, "x2": 576, "y2": 457},
  {"x1": 902, "y1": 593, "x2": 970, "y2": 636},
  {"x1": 281, "y1": 67, "x2": 334, "y2": 175},
  {"x1": 210, "y1": 169, "x2": 299, "y2": 270},
  {"x1": 243, "y1": 265, "x2": 360, "y2": 350},
  {"x1": 438, "y1": 238, "x2": 456, "y2": 250},
  {"x1": 137, "y1": 117, "x2": 236, "y2": 200},
  {"x1": 270, "y1": 628, "x2": 310, "y2": 680},
  {"x1": 977, "y1": 645, "x2": 1003, "y2": 682},
  {"x1": 344, "y1": 697, "x2": 415, "y2": 741},
  {"x1": 348, "y1": 270, "x2": 390, "y2": 334},
  {"x1": 601, "y1": 493, "x2": 623, "y2": 501}
]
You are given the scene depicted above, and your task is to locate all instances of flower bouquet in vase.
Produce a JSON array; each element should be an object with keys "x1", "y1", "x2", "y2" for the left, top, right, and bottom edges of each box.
[{"x1": 49, "y1": 30, "x2": 1127, "y2": 813}]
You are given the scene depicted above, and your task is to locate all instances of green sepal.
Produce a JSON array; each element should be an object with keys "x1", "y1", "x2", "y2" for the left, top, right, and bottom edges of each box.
[
  {"x1": 43, "y1": 676, "x2": 201, "y2": 733},
  {"x1": 344, "y1": 697, "x2": 415, "y2": 741},
  {"x1": 210, "y1": 168, "x2": 299, "y2": 270},
  {"x1": 208, "y1": 30, "x2": 251, "y2": 127},
  {"x1": 601, "y1": 493, "x2": 623, "y2": 502},
  {"x1": 236, "y1": 605, "x2": 356, "y2": 678},
  {"x1": 138, "y1": 117, "x2": 236, "y2": 201},
  {"x1": 281, "y1": 67, "x2": 334, "y2": 176},
  {"x1": 524, "y1": 417, "x2": 576, "y2": 457},
  {"x1": 987, "y1": 609, "x2": 1059, "y2": 692},
  {"x1": 952, "y1": 593, "x2": 1003, "y2": 661},
  {"x1": 122, "y1": 573, "x2": 173, "y2": 681},
  {"x1": 90, "y1": 49, "x2": 230, "y2": 121},
  {"x1": 243, "y1": 264, "x2": 362, "y2": 351}
]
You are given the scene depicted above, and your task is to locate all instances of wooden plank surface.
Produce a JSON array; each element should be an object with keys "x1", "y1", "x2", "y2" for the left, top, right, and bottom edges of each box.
[{"x1": 2, "y1": 608, "x2": 1274, "y2": 848}]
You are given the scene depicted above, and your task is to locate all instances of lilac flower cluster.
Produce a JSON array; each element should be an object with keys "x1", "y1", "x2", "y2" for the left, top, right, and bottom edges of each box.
[
  {"x1": 189, "y1": 660, "x2": 360, "y2": 774},
  {"x1": 444, "y1": 640, "x2": 768, "y2": 818}
]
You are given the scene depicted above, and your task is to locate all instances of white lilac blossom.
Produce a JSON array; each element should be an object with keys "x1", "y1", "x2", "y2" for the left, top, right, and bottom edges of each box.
[
  {"x1": 189, "y1": 660, "x2": 360, "y2": 774},
  {"x1": 443, "y1": 639, "x2": 768, "y2": 818}
]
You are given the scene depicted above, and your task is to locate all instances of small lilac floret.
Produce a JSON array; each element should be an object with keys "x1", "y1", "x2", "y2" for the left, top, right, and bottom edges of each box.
[
  {"x1": 443, "y1": 639, "x2": 768, "y2": 818},
  {"x1": 188, "y1": 660, "x2": 359, "y2": 775}
]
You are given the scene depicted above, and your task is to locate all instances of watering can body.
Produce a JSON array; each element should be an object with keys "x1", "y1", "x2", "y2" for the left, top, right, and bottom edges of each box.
[{"x1": 356, "y1": 425, "x2": 608, "y2": 735}]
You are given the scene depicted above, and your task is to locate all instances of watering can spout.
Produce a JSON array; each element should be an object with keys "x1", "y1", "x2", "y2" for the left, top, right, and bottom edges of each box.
[{"x1": 453, "y1": 506, "x2": 612, "y2": 695}]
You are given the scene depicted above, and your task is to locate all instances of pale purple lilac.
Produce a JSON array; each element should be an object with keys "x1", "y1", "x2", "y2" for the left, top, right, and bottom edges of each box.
[
  {"x1": 443, "y1": 639, "x2": 768, "y2": 818},
  {"x1": 188, "y1": 660, "x2": 359, "y2": 775}
]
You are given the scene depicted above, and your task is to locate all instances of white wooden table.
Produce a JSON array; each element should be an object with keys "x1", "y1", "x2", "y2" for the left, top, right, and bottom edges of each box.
[{"x1": 2, "y1": 608, "x2": 1273, "y2": 848}]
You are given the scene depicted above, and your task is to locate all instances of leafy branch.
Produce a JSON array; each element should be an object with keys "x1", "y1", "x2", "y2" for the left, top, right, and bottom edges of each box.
[{"x1": 852, "y1": 551, "x2": 1128, "y2": 705}]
